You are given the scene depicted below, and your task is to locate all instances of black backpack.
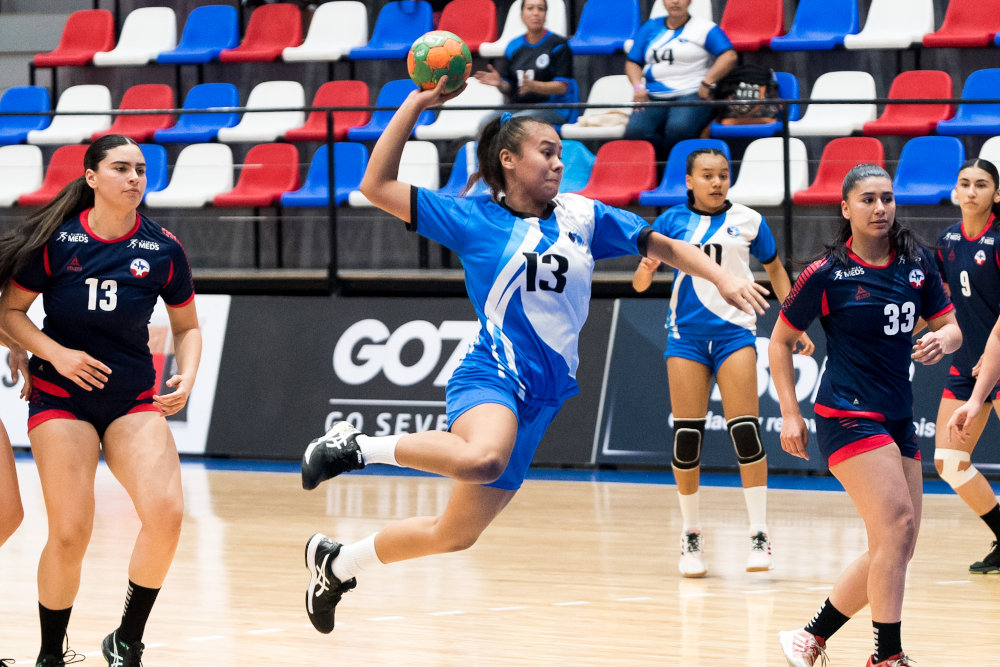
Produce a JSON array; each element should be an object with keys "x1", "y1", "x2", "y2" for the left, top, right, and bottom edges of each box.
[{"x1": 715, "y1": 65, "x2": 781, "y2": 124}]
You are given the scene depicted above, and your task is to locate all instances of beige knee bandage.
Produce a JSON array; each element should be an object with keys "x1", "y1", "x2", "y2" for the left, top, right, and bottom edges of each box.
[{"x1": 935, "y1": 449, "x2": 979, "y2": 489}]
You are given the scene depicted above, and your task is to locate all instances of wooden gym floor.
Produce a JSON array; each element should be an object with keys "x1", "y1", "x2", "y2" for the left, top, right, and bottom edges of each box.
[{"x1": 1, "y1": 458, "x2": 998, "y2": 666}]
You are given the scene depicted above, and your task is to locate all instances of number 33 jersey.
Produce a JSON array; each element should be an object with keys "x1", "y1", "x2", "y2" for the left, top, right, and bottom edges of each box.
[
  {"x1": 780, "y1": 240, "x2": 953, "y2": 421},
  {"x1": 411, "y1": 187, "x2": 651, "y2": 405},
  {"x1": 13, "y1": 208, "x2": 195, "y2": 398}
]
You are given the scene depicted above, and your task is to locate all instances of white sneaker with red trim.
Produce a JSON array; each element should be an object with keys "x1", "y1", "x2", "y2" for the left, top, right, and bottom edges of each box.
[{"x1": 779, "y1": 628, "x2": 829, "y2": 667}]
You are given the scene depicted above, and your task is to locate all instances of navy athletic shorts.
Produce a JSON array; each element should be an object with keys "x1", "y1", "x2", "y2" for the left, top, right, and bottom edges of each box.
[
  {"x1": 28, "y1": 377, "x2": 160, "y2": 438},
  {"x1": 815, "y1": 413, "x2": 920, "y2": 468},
  {"x1": 943, "y1": 366, "x2": 1000, "y2": 403}
]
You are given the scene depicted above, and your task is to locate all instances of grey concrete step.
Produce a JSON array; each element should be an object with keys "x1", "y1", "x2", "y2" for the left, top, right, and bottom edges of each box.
[{"x1": 0, "y1": 13, "x2": 71, "y2": 53}]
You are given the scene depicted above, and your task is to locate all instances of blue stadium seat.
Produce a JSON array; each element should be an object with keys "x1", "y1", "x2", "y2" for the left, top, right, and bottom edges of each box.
[
  {"x1": 153, "y1": 83, "x2": 240, "y2": 143},
  {"x1": 156, "y1": 5, "x2": 240, "y2": 64},
  {"x1": 560, "y1": 140, "x2": 596, "y2": 193},
  {"x1": 937, "y1": 69, "x2": 1000, "y2": 136},
  {"x1": 281, "y1": 143, "x2": 369, "y2": 207},
  {"x1": 709, "y1": 73, "x2": 801, "y2": 139},
  {"x1": 438, "y1": 142, "x2": 490, "y2": 197},
  {"x1": 349, "y1": 1, "x2": 433, "y2": 60},
  {"x1": 638, "y1": 139, "x2": 731, "y2": 207},
  {"x1": 139, "y1": 144, "x2": 169, "y2": 199},
  {"x1": 568, "y1": 0, "x2": 640, "y2": 55},
  {"x1": 347, "y1": 80, "x2": 435, "y2": 141},
  {"x1": 0, "y1": 86, "x2": 51, "y2": 145},
  {"x1": 769, "y1": 0, "x2": 859, "y2": 51},
  {"x1": 893, "y1": 136, "x2": 966, "y2": 205}
]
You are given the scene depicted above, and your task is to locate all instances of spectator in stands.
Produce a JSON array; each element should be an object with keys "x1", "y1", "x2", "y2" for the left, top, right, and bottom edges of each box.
[
  {"x1": 625, "y1": 0, "x2": 737, "y2": 155},
  {"x1": 473, "y1": 0, "x2": 573, "y2": 125}
]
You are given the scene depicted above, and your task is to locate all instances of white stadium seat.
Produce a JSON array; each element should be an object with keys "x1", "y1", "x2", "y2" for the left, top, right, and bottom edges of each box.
[
  {"x1": 559, "y1": 75, "x2": 634, "y2": 140},
  {"x1": 0, "y1": 145, "x2": 44, "y2": 207},
  {"x1": 282, "y1": 1, "x2": 368, "y2": 62},
  {"x1": 27, "y1": 85, "x2": 112, "y2": 145},
  {"x1": 349, "y1": 141, "x2": 439, "y2": 207},
  {"x1": 93, "y1": 7, "x2": 178, "y2": 66},
  {"x1": 789, "y1": 72, "x2": 877, "y2": 137},
  {"x1": 479, "y1": 0, "x2": 567, "y2": 58},
  {"x1": 843, "y1": 0, "x2": 933, "y2": 50},
  {"x1": 413, "y1": 79, "x2": 504, "y2": 140},
  {"x1": 727, "y1": 137, "x2": 809, "y2": 206},
  {"x1": 145, "y1": 144, "x2": 234, "y2": 208},
  {"x1": 216, "y1": 81, "x2": 306, "y2": 143}
]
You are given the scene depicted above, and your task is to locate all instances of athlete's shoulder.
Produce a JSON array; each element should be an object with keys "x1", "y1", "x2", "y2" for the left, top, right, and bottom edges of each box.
[
  {"x1": 726, "y1": 202, "x2": 763, "y2": 225},
  {"x1": 798, "y1": 257, "x2": 834, "y2": 283},
  {"x1": 651, "y1": 203, "x2": 690, "y2": 232},
  {"x1": 505, "y1": 35, "x2": 528, "y2": 58},
  {"x1": 940, "y1": 221, "x2": 963, "y2": 243},
  {"x1": 546, "y1": 31, "x2": 569, "y2": 48},
  {"x1": 141, "y1": 216, "x2": 185, "y2": 251}
]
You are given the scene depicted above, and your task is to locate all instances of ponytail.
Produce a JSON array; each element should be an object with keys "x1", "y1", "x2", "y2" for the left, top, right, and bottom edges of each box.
[
  {"x1": 958, "y1": 157, "x2": 1000, "y2": 228},
  {"x1": 465, "y1": 114, "x2": 551, "y2": 197}
]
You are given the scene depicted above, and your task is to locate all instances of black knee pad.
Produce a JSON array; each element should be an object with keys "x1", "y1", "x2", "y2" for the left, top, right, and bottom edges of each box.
[
  {"x1": 672, "y1": 418, "x2": 706, "y2": 470},
  {"x1": 728, "y1": 415, "x2": 765, "y2": 465}
]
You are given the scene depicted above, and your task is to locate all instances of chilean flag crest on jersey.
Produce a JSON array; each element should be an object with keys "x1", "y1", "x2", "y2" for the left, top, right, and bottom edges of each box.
[
  {"x1": 908, "y1": 268, "x2": 925, "y2": 289},
  {"x1": 130, "y1": 258, "x2": 150, "y2": 278}
]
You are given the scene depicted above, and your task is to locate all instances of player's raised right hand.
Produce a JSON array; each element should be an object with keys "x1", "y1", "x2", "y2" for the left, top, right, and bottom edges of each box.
[
  {"x1": 780, "y1": 413, "x2": 810, "y2": 460},
  {"x1": 409, "y1": 76, "x2": 467, "y2": 111},
  {"x1": 52, "y1": 348, "x2": 111, "y2": 391}
]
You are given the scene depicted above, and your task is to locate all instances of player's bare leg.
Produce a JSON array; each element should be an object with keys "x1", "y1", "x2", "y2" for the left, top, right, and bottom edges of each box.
[{"x1": 0, "y1": 423, "x2": 23, "y2": 547}]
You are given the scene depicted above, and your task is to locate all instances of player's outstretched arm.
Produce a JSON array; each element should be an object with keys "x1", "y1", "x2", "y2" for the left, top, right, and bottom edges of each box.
[
  {"x1": 769, "y1": 316, "x2": 810, "y2": 460},
  {"x1": 154, "y1": 302, "x2": 202, "y2": 417},
  {"x1": 763, "y1": 259, "x2": 814, "y2": 356},
  {"x1": 360, "y1": 77, "x2": 467, "y2": 222},
  {"x1": 632, "y1": 257, "x2": 660, "y2": 293},
  {"x1": 949, "y1": 316, "x2": 1000, "y2": 442}
]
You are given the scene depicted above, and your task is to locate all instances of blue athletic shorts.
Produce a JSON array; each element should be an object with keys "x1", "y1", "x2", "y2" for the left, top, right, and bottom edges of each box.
[
  {"x1": 943, "y1": 366, "x2": 999, "y2": 402},
  {"x1": 664, "y1": 329, "x2": 757, "y2": 376},
  {"x1": 815, "y1": 414, "x2": 920, "y2": 468},
  {"x1": 28, "y1": 377, "x2": 160, "y2": 439},
  {"x1": 446, "y1": 363, "x2": 562, "y2": 491}
]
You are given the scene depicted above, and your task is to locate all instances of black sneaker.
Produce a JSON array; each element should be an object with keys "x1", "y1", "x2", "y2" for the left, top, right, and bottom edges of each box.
[
  {"x1": 36, "y1": 642, "x2": 83, "y2": 666},
  {"x1": 970, "y1": 540, "x2": 1000, "y2": 574},
  {"x1": 302, "y1": 422, "x2": 365, "y2": 491},
  {"x1": 305, "y1": 533, "x2": 356, "y2": 633},
  {"x1": 102, "y1": 629, "x2": 143, "y2": 666}
]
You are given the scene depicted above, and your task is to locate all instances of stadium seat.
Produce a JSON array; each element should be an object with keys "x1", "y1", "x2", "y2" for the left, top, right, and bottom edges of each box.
[
  {"x1": 727, "y1": 138, "x2": 808, "y2": 206},
  {"x1": 0, "y1": 145, "x2": 44, "y2": 207},
  {"x1": 479, "y1": 0, "x2": 567, "y2": 57},
  {"x1": 414, "y1": 79, "x2": 504, "y2": 140},
  {"x1": 863, "y1": 71, "x2": 954, "y2": 136},
  {"x1": 350, "y1": 141, "x2": 439, "y2": 206},
  {"x1": 843, "y1": 0, "x2": 934, "y2": 50},
  {"x1": 937, "y1": 70, "x2": 1000, "y2": 137},
  {"x1": 789, "y1": 72, "x2": 877, "y2": 137},
  {"x1": 625, "y1": 0, "x2": 712, "y2": 51},
  {"x1": 347, "y1": 80, "x2": 435, "y2": 141},
  {"x1": 923, "y1": 0, "x2": 1000, "y2": 49},
  {"x1": 33, "y1": 9, "x2": 115, "y2": 67},
  {"x1": 709, "y1": 72, "x2": 801, "y2": 139},
  {"x1": 214, "y1": 144, "x2": 300, "y2": 207},
  {"x1": 27, "y1": 85, "x2": 112, "y2": 145},
  {"x1": 92, "y1": 84, "x2": 175, "y2": 143},
  {"x1": 217, "y1": 81, "x2": 306, "y2": 143},
  {"x1": 157, "y1": 5, "x2": 240, "y2": 64},
  {"x1": 568, "y1": 0, "x2": 640, "y2": 56},
  {"x1": 93, "y1": 7, "x2": 177, "y2": 66},
  {"x1": 770, "y1": 0, "x2": 858, "y2": 51},
  {"x1": 284, "y1": 81, "x2": 371, "y2": 142},
  {"x1": 145, "y1": 144, "x2": 234, "y2": 208},
  {"x1": 283, "y1": 2, "x2": 368, "y2": 62},
  {"x1": 219, "y1": 4, "x2": 302, "y2": 63},
  {"x1": 139, "y1": 144, "x2": 169, "y2": 199},
  {"x1": 559, "y1": 75, "x2": 634, "y2": 140},
  {"x1": 638, "y1": 139, "x2": 731, "y2": 207},
  {"x1": 559, "y1": 140, "x2": 596, "y2": 194},
  {"x1": 719, "y1": 0, "x2": 784, "y2": 52},
  {"x1": 281, "y1": 143, "x2": 369, "y2": 207},
  {"x1": 438, "y1": 142, "x2": 490, "y2": 197},
  {"x1": 153, "y1": 83, "x2": 239, "y2": 143},
  {"x1": 894, "y1": 137, "x2": 966, "y2": 206},
  {"x1": 978, "y1": 137, "x2": 1000, "y2": 165},
  {"x1": 793, "y1": 137, "x2": 885, "y2": 205},
  {"x1": 574, "y1": 140, "x2": 656, "y2": 207},
  {"x1": 349, "y1": 1, "x2": 434, "y2": 60},
  {"x1": 0, "y1": 87, "x2": 50, "y2": 146},
  {"x1": 437, "y1": 0, "x2": 497, "y2": 53},
  {"x1": 18, "y1": 144, "x2": 87, "y2": 207}
]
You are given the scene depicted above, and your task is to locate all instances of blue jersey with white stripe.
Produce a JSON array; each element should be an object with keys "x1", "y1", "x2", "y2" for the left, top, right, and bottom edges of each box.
[
  {"x1": 653, "y1": 202, "x2": 776, "y2": 340},
  {"x1": 410, "y1": 188, "x2": 651, "y2": 404},
  {"x1": 627, "y1": 16, "x2": 733, "y2": 99}
]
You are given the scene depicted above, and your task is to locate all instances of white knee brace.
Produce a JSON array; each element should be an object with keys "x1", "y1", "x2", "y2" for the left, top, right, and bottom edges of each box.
[{"x1": 935, "y1": 449, "x2": 979, "y2": 489}]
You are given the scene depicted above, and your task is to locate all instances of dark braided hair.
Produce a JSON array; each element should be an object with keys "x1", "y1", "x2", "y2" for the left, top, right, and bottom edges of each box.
[{"x1": 466, "y1": 114, "x2": 553, "y2": 197}]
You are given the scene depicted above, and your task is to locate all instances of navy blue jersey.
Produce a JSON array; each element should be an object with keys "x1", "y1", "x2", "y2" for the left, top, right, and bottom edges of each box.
[
  {"x1": 500, "y1": 31, "x2": 574, "y2": 115},
  {"x1": 781, "y1": 241, "x2": 953, "y2": 421},
  {"x1": 13, "y1": 208, "x2": 194, "y2": 398},
  {"x1": 936, "y1": 220, "x2": 1000, "y2": 376}
]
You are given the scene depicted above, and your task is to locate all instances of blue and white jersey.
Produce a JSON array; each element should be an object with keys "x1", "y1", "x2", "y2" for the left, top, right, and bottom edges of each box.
[
  {"x1": 627, "y1": 16, "x2": 733, "y2": 100},
  {"x1": 410, "y1": 187, "x2": 652, "y2": 404},
  {"x1": 653, "y1": 202, "x2": 776, "y2": 340}
]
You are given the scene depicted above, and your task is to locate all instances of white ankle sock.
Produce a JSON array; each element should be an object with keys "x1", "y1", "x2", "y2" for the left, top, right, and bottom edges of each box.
[
  {"x1": 743, "y1": 484, "x2": 768, "y2": 533},
  {"x1": 678, "y1": 490, "x2": 701, "y2": 531},
  {"x1": 331, "y1": 534, "x2": 384, "y2": 582},
  {"x1": 356, "y1": 434, "x2": 402, "y2": 466}
]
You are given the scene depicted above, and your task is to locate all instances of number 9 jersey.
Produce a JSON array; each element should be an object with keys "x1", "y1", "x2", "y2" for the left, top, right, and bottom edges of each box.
[
  {"x1": 780, "y1": 239, "x2": 953, "y2": 421},
  {"x1": 12, "y1": 207, "x2": 195, "y2": 398}
]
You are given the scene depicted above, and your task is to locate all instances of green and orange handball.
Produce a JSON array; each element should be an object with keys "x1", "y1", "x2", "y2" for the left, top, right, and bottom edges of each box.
[{"x1": 407, "y1": 31, "x2": 473, "y2": 94}]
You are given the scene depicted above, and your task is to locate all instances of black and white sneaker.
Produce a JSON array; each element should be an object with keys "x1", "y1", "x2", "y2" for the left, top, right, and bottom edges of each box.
[
  {"x1": 302, "y1": 421, "x2": 366, "y2": 491},
  {"x1": 305, "y1": 533, "x2": 356, "y2": 633},
  {"x1": 970, "y1": 540, "x2": 1000, "y2": 574},
  {"x1": 36, "y1": 637, "x2": 83, "y2": 666},
  {"x1": 102, "y1": 629, "x2": 143, "y2": 667}
]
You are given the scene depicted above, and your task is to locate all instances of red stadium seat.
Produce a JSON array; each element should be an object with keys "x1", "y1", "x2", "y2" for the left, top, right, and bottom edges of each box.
[
  {"x1": 719, "y1": 0, "x2": 784, "y2": 52},
  {"x1": 437, "y1": 0, "x2": 498, "y2": 52},
  {"x1": 18, "y1": 144, "x2": 88, "y2": 206},
  {"x1": 214, "y1": 144, "x2": 301, "y2": 207},
  {"x1": 33, "y1": 9, "x2": 116, "y2": 67},
  {"x1": 863, "y1": 71, "x2": 954, "y2": 137},
  {"x1": 793, "y1": 138, "x2": 885, "y2": 205},
  {"x1": 219, "y1": 4, "x2": 302, "y2": 63},
  {"x1": 284, "y1": 81, "x2": 371, "y2": 142},
  {"x1": 92, "y1": 84, "x2": 176, "y2": 142},
  {"x1": 574, "y1": 140, "x2": 657, "y2": 207},
  {"x1": 923, "y1": 0, "x2": 1000, "y2": 48}
]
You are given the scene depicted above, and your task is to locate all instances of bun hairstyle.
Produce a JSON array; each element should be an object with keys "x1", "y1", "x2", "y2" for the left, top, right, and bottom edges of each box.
[
  {"x1": 0, "y1": 134, "x2": 139, "y2": 289},
  {"x1": 958, "y1": 157, "x2": 1000, "y2": 226},
  {"x1": 466, "y1": 114, "x2": 552, "y2": 197},
  {"x1": 685, "y1": 147, "x2": 730, "y2": 207}
]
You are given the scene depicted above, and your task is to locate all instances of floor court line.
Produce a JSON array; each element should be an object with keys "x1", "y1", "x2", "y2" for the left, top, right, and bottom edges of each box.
[
  {"x1": 936, "y1": 580, "x2": 973, "y2": 585},
  {"x1": 616, "y1": 597, "x2": 653, "y2": 601}
]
